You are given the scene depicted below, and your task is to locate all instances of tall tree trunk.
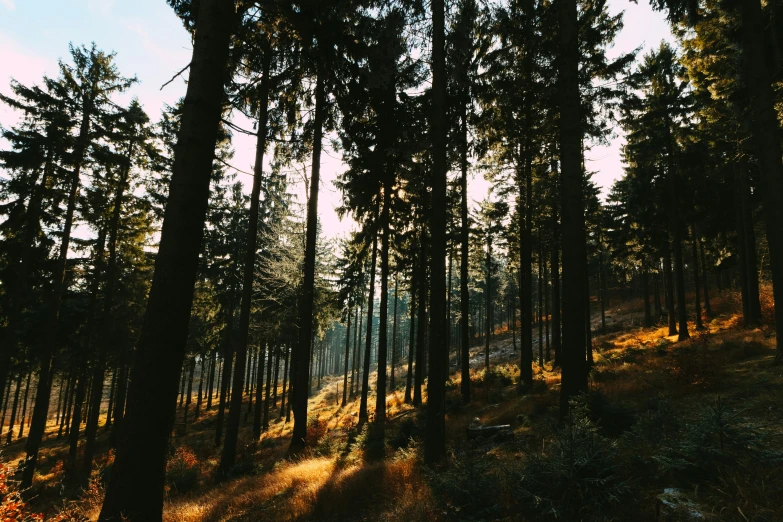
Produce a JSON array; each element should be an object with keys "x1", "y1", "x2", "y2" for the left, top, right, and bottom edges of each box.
[
  {"x1": 665, "y1": 128, "x2": 689, "y2": 342},
  {"x1": 183, "y1": 358, "x2": 195, "y2": 434},
  {"x1": 413, "y1": 241, "x2": 427, "y2": 406},
  {"x1": 405, "y1": 266, "x2": 416, "y2": 404},
  {"x1": 642, "y1": 264, "x2": 653, "y2": 327},
  {"x1": 460, "y1": 105, "x2": 471, "y2": 403},
  {"x1": 207, "y1": 350, "x2": 217, "y2": 410},
  {"x1": 690, "y1": 225, "x2": 704, "y2": 330},
  {"x1": 252, "y1": 343, "x2": 265, "y2": 438},
  {"x1": 0, "y1": 137, "x2": 57, "y2": 421},
  {"x1": 18, "y1": 372, "x2": 31, "y2": 439},
  {"x1": 663, "y1": 247, "x2": 677, "y2": 336},
  {"x1": 352, "y1": 297, "x2": 362, "y2": 397},
  {"x1": 263, "y1": 345, "x2": 273, "y2": 430},
  {"x1": 196, "y1": 356, "x2": 205, "y2": 420},
  {"x1": 342, "y1": 308, "x2": 352, "y2": 407},
  {"x1": 699, "y1": 237, "x2": 712, "y2": 316},
  {"x1": 425, "y1": 0, "x2": 448, "y2": 465},
  {"x1": 390, "y1": 274, "x2": 399, "y2": 392},
  {"x1": 215, "y1": 326, "x2": 234, "y2": 447},
  {"x1": 485, "y1": 221, "x2": 492, "y2": 371},
  {"x1": 538, "y1": 230, "x2": 544, "y2": 366},
  {"x1": 360, "y1": 225, "x2": 378, "y2": 422},
  {"x1": 279, "y1": 345, "x2": 290, "y2": 418},
  {"x1": 739, "y1": 0, "x2": 783, "y2": 360},
  {"x1": 290, "y1": 69, "x2": 325, "y2": 454},
  {"x1": 99, "y1": 1, "x2": 235, "y2": 516},
  {"x1": 221, "y1": 55, "x2": 271, "y2": 470},
  {"x1": 67, "y1": 364, "x2": 88, "y2": 479},
  {"x1": 551, "y1": 195, "x2": 561, "y2": 367},
  {"x1": 557, "y1": 0, "x2": 588, "y2": 416},
  {"x1": 84, "y1": 144, "x2": 134, "y2": 479},
  {"x1": 6, "y1": 374, "x2": 22, "y2": 443},
  {"x1": 374, "y1": 186, "x2": 392, "y2": 439}
]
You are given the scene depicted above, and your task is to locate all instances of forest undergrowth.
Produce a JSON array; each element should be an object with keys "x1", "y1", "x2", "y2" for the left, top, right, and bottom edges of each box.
[{"x1": 2, "y1": 291, "x2": 782, "y2": 522}]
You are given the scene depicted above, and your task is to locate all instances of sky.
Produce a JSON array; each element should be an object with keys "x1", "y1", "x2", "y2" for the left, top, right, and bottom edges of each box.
[{"x1": 0, "y1": 0, "x2": 673, "y2": 242}]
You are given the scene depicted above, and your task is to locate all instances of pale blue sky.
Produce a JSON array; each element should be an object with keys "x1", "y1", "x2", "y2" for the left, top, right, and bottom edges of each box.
[{"x1": 0, "y1": 0, "x2": 672, "y2": 239}]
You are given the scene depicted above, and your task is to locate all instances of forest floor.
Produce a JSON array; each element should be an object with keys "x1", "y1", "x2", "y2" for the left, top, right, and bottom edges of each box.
[{"x1": 3, "y1": 290, "x2": 783, "y2": 521}]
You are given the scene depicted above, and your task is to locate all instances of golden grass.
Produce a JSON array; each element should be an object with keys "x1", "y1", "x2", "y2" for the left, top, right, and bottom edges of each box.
[{"x1": 8, "y1": 287, "x2": 780, "y2": 521}]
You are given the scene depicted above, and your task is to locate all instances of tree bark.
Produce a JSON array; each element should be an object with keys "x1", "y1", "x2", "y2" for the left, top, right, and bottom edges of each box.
[
  {"x1": 290, "y1": 68, "x2": 325, "y2": 454},
  {"x1": 98, "y1": 1, "x2": 235, "y2": 517},
  {"x1": 557, "y1": 0, "x2": 588, "y2": 417},
  {"x1": 739, "y1": 0, "x2": 783, "y2": 359},
  {"x1": 221, "y1": 52, "x2": 271, "y2": 471},
  {"x1": 360, "y1": 224, "x2": 378, "y2": 422}
]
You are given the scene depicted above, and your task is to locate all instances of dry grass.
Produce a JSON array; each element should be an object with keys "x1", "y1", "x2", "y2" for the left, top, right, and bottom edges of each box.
[{"x1": 5, "y1": 288, "x2": 780, "y2": 521}]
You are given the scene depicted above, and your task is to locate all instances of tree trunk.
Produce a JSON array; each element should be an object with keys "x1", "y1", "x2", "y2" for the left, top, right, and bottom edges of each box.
[
  {"x1": 390, "y1": 274, "x2": 399, "y2": 392},
  {"x1": 290, "y1": 69, "x2": 325, "y2": 454},
  {"x1": 360, "y1": 225, "x2": 378, "y2": 422},
  {"x1": 263, "y1": 345, "x2": 273, "y2": 430},
  {"x1": 342, "y1": 307, "x2": 352, "y2": 407},
  {"x1": 18, "y1": 372, "x2": 31, "y2": 439},
  {"x1": 413, "y1": 240, "x2": 427, "y2": 406},
  {"x1": 642, "y1": 265, "x2": 653, "y2": 327},
  {"x1": 663, "y1": 247, "x2": 677, "y2": 336},
  {"x1": 253, "y1": 343, "x2": 265, "y2": 438},
  {"x1": 221, "y1": 53, "x2": 270, "y2": 470},
  {"x1": 183, "y1": 358, "x2": 195, "y2": 433},
  {"x1": 279, "y1": 345, "x2": 290, "y2": 418},
  {"x1": 690, "y1": 225, "x2": 704, "y2": 330},
  {"x1": 22, "y1": 134, "x2": 83, "y2": 488},
  {"x1": 739, "y1": 0, "x2": 783, "y2": 359},
  {"x1": 405, "y1": 266, "x2": 416, "y2": 404},
  {"x1": 425, "y1": 0, "x2": 448, "y2": 465},
  {"x1": 699, "y1": 237, "x2": 711, "y2": 316},
  {"x1": 557, "y1": 0, "x2": 588, "y2": 417},
  {"x1": 485, "y1": 220, "x2": 492, "y2": 371},
  {"x1": 6, "y1": 374, "x2": 22, "y2": 443},
  {"x1": 98, "y1": 1, "x2": 235, "y2": 516},
  {"x1": 551, "y1": 197, "x2": 561, "y2": 367}
]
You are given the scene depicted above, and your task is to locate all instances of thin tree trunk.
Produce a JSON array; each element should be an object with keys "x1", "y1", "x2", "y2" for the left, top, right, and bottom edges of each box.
[
  {"x1": 360, "y1": 226, "x2": 378, "y2": 422},
  {"x1": 263, "y1": 345, "x2": 273, "y2": 431},
  {"x1": 413, "y1": 240, "x2": 426, "y2": 406},
  {"x1": 183, "y1": 358, "x2": 195, "y2": 434},
  {"x1": 699, "y1": 236, "x2": 712, "y2": 316},
  {"x1": 342, "y1": 306, "x2": 352, "y2": 406},
  {"x1": 6, "y1": 374, "x2": 22, "y2": 443},
  {"x1": 290, "y1": 69, "x2": 325, "y2": 454},
  {"x1": 221, "y1": 53, "x2": 271, "y2": 470},
  {"x1": 253, "y1": 342, "x2": 265, "y2": 438},
  {"x1": 390, "y1": 274, "x2": 398, "y2": 392},
  {"x1": 405, "y1": 266, "x2": 416, "y2": 404},
  {"x1": 279, "y1": 344, "x2": 290, "y2": 418},
  {"x1": 18, "y1": 372, "x2": 31, "y2": 439},
  {"x1": 663, "y1": 246, "x2": 677, "y2": 336}
]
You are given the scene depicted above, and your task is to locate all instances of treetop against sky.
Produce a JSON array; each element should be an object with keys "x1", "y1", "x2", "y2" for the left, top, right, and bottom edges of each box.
[{"x1": 0, "y1": 0, "x2": 670, "y2": 240}]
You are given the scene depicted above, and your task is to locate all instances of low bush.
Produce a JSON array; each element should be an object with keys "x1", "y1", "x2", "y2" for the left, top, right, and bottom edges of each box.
[{"x1": 166, "y1": 446, "x2": 200, "y2": 495}]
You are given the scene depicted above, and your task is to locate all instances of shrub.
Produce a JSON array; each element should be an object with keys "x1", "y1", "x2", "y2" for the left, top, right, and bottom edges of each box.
[
  {"x1": 514, "y1": 395, "x2": 631, "y2": 521},
  {"x1": 0, "y1": 462, "x2": 66, "y2": 521},
  {"x1": 166, "y1": 446, "x2": 200, "y2": 495}
]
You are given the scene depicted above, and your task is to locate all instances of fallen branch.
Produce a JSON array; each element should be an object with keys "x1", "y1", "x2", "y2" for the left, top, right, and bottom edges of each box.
[{"x1": 466, "y1": 424, "x2": 511, "y2": 439}]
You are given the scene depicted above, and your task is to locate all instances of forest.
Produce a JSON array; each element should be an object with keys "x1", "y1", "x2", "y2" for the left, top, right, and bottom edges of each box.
[{"x1": 0, "y1": 0, "x2": 782, "y2": 520}]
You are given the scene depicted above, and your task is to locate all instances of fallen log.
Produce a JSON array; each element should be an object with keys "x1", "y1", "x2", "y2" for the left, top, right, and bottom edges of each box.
[{"x1": 466, "y1": 424, "x2": 511, "y2": 439}]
